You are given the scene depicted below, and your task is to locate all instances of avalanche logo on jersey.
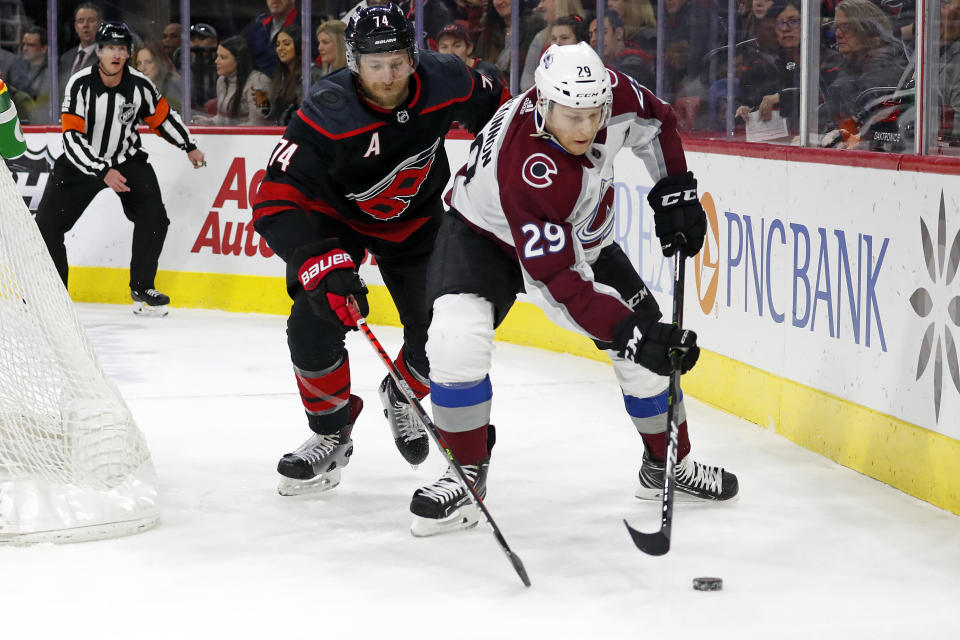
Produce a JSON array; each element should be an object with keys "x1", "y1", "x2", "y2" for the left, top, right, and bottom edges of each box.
[
  {"x1": 576, "y1": 179, "x2": 615, "y2": 249},
  {"x1": 346, "y1": 138, "x2": 441, "y2": 220},
  {"x1": 521, "y1": 153, "x2": 558, "y2": 189}
]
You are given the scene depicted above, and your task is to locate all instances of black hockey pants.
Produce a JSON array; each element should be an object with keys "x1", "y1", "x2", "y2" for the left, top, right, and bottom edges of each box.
[{"x1": 35, "y1": 152, "x2": 170, "y2": 291}]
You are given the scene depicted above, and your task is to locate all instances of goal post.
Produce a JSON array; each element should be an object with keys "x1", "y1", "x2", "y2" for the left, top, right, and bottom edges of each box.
[{"x1": 0, "y1": 160, "x2": 159, "y2": 544}]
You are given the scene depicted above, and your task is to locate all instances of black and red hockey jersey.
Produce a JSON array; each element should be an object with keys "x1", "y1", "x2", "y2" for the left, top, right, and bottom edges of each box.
[
  {"x1": 449, "y1": 69, "x2": 688, "y2": 343},
  {"x1": 252, "y1": 51, "x2": 507, "y2": 262}
]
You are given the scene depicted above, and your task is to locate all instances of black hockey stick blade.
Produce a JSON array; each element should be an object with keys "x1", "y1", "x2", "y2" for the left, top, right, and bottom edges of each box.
[
  {"x1": 623, "y1": 519, "x2": 670, "y2": 556},
  {"x1": 508, "y1": 550, "x2": 532, "y2": 587}
]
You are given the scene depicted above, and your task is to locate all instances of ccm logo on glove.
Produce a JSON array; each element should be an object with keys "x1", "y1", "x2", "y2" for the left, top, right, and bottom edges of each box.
[
  {"x1": 659, "y1": 189, "x2": 698, "y2": 207},
  {"x1": 299, "y1": 250, "x2": 355, "y2": 289}
]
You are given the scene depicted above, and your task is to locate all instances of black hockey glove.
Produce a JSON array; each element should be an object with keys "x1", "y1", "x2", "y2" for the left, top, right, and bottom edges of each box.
[
  {"x1": 614, "y1": 313, "x2": 700, "y2": 376},
  {"x1": 647, "y1": 171, "x2": 707, "y2": 258},
  {"x1": 288, "y1": 241, "x2": 369, "y2": 329}
]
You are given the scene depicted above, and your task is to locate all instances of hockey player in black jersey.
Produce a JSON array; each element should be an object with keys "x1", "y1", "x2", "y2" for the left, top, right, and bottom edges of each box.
[
  {"x1": 251, "y1": 2, "x2": 507, "y2": 496},
  {"x1": 35, "y1": 21, "x2": 205, "y2": 317}
]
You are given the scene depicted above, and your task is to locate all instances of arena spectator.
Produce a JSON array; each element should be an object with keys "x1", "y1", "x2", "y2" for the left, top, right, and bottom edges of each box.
[
  {"x1": 735, "y1": 0, "x2": 800, "y2": 130},
  {"x1": 313, "y1": 20, "x2": 348, "y2": 78},
  {"x1": 134, "y1": 41, "x2": 183, "y2": 114},
  {"x1": 436, "y1": 21, "x2": 505, "y2": 85},
  {"x1": 819, "y1": 0, "x2": 908, "y2": 147},
  {"x1": 194, "y1": 36, "x2": 271, "y2": 126},
  {"x1": 244, "y1": 0, "x2": 300, "y2": 76},
  {"x1": 661, "y1": 0, "x2": 725, "y2": 103},
  {"x1": 550, "y1": 14, "x2": 588, "y2": 45},
  {"x1": 607, "y1": 0, "x2": 657, "y2": 51},
  {"x1": 268, "y1": 26, "x2": 319, "y2": 125},
  {"x1": 940, "y1": 0, "x2": 960, "y2": 143},
  {"x1": 520, "y1": 0, "x2": 584, "y2": 90},
  {"x1": 58, "y1": 2, "x2": 101, "y2": 92},
  {"x1": 475, "y1": 0, "x2": 543, "y2": 80},
  {"x1": 189, "y1": 23, "x2": 219, "y2": 113},
  {"x1": 590, "y1": 9, "x2": 655, "y2": 88},
  {"x1": 399, "y1": 0, "x2": 456, "y2": 44},
  {"x1": 20, "y1": 27, "x2": 50, "y2": 103},
  {"x1": 161, "y1": 23, "x2": 181, "y2": 60}
]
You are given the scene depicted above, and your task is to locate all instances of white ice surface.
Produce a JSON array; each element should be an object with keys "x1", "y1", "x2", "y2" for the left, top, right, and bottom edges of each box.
[{"x1": 3, "y1": 303, "x2": 959, "y2": 639}]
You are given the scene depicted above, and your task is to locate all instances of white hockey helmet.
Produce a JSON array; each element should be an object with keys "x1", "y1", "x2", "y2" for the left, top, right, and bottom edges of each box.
[{"x1": 533, "y1": 42, "x2": 612, "y2": 133}]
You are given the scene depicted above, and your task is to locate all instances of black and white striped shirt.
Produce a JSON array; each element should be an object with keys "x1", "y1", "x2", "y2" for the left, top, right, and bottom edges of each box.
[{"x1": 61, "y1": 65, "x2": 196, "y2": 177}]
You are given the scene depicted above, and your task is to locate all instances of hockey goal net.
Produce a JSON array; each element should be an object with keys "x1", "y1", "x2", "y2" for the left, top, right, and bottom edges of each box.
[{"x1": 0, "y1": 161, "x2": 158, "y2": 544}]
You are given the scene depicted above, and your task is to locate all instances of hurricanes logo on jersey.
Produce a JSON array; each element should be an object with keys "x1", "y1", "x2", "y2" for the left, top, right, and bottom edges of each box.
[{"x1": 347, "y1": 138, "x2": 441, "y2": 220}]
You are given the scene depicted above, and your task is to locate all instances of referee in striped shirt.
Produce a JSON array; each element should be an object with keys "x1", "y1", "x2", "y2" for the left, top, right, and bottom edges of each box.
[{"x1": 35, "y1": 21, "x2": 205, "y2": 316}]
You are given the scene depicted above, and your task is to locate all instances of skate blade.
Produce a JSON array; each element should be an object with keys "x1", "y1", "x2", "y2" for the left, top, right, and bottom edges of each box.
[
  {"x1": 278, "y1": 468, "x2": 342, "y2": 496},
  {"x1": 410, "y1": 504, "x2": 480, "y2": 538},
  {"x1": 132, "y1": 301, "x2": 169, "y2": 317},
  {"x1": 634, "y1": 485, "x2": 738, "y2": 503}
]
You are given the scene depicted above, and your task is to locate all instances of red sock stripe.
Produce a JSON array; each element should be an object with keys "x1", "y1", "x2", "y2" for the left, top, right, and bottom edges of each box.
[
  {"x1": 641, "y1": 421, "x2": 691, "y2": 462},
  {"x1": 394, "y1": 352, "x2": 429, "y2": 399},
  {"x1": 295, "y1": 357, "x2": 351, "y2": 415},
  {"x1": 439, "y1": 425, "x2": 489, "y2": 466}
]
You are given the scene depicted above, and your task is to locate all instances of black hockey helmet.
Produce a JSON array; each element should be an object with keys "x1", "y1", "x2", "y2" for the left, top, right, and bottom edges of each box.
[
  {"x1": 96, "y1": 21, "x2": 133, "y2": 52},
  {"x1": 345, "y1": 3, "x2": 417, "y2": 73}
]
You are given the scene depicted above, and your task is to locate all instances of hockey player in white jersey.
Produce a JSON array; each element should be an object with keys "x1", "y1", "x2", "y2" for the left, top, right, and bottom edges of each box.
[{"x1": 410, "y1": 42, "x2": 738, "y2": 536}]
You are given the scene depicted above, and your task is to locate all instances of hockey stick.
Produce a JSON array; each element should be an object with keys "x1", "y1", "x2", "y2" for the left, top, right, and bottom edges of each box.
[
  {"x1": 344, "y1": 298, "x2": 532, "y2": 588},
  {"x1": 624, "y1": 248, "x2": 686, "y2": 556}
]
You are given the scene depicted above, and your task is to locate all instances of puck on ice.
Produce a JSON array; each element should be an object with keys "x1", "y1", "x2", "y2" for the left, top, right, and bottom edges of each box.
[{"x1": 692, "y1": 577, "x2": 723, "y2": 591}]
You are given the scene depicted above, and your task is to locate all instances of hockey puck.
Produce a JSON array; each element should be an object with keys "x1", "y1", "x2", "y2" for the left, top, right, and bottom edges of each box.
[{"x1": 692, "y1": 577, "x2": 723, "y2": 591}]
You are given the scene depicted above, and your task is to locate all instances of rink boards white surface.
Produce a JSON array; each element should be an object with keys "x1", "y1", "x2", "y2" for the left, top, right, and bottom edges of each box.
[{"x1": 3, "y1": 304, "x2": 958, "y2": 639}]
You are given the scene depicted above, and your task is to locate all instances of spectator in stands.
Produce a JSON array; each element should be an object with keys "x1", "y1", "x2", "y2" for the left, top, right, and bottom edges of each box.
[
  {"x1": 20, "y1": 27, "x2": 50, "y2": 106},
  {"x1": 161, "y1": 23, "x2": 181, "y2": 60},
  {"x1": 454, "y1": 0, "x2": 487, "y2": 40},
  {"x1": 245, "y1": 0, "x2": 300, "y2": 77},
  {"x1": 268, "y1": 26, "x2": 317, "y2": 125},
  {"x1": 134, "y1": 41, "x2": 183, "y2": 114},
  {"x1": 550, "y1": 14, "x2": 588, "y2": 45},
  {"x1": 735, "y1": 0, "x2": 800, "y2": 130},
  {"x1": 819, "y1": 0, "x2": 908, "y2": 147},
  {"x1": 475, "y1": 0, "x2": 543, "y2": 80},
  {"x1": 58, "y1": 2, "x2": 101, "y2": 92},
  {"x1": 194, "y1": 36, "x2": 271, "y2": 126},
  {"x1": 399, "y1": 0, "x2": 456, "y2": 44},
  {"x1": 590, "y1": 9, "x2": 656, "y2": 88},
  {"x1": 661, "y1": 0, "x2": 723, "y2": 103},
  {"x1": 607, "y1": 0, "x2": 657, "y2": 51},
  {"x1": 940, "y1": 0, "x2": 960, "y2": 143},
  {"x1": 189, "y1": 23, "x2": 219, "y2": 113},
  {"x1": 520, "y1": 0, "x2": 583, "y2": 90},
  {"x1": 313, "y1": 20, "x2": 348, "y2": 78},
  {"x1": 436, "y1": 21, "x2": 505, "y2": 85}
]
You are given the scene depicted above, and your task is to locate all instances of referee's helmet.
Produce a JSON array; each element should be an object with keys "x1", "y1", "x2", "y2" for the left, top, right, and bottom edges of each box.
[{"x1": 96, "y1": 21, "x2": 134, "y2": 52}]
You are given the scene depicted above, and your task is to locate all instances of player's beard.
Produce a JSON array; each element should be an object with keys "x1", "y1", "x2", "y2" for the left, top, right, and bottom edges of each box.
[{"x1": 362, "y1": 81, "x2": 410, "y2": 110}]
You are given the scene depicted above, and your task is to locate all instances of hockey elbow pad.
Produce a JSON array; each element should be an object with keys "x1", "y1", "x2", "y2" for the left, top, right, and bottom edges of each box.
[{"x1": 647, "y1": 171, "x2": 707, "y2": 258}]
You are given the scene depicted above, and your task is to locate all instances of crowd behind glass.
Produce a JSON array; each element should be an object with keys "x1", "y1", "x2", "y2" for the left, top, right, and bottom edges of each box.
[{"x1": 3, "y1": 0, "x2": 957, "y2": 154}]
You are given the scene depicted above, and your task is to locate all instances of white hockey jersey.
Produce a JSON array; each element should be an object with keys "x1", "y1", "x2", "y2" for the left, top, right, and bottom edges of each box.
[{"x1": 449, "y1": 69, "x2": 689, "y2": 343}]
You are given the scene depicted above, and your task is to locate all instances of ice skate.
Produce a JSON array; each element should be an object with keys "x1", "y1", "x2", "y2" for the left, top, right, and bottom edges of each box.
[
  {"x1": 409, "y1": 458, "x2": 489, "y2": 537},
  {"x1": 277, "y1": 395, "x2": 363, "y2": 496},
  {"x1": 378, "y1": 375, "x2": 429, "y2": 467},
  {"x1": 409, "y1": 425, "x2": 494, "y2": 537},
  {"x1": 131, "y1": 288, "x2": 170, "y2": 317},
  {"x1": 635, "y1": 450, "x2": 739, "y2": 502}
]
